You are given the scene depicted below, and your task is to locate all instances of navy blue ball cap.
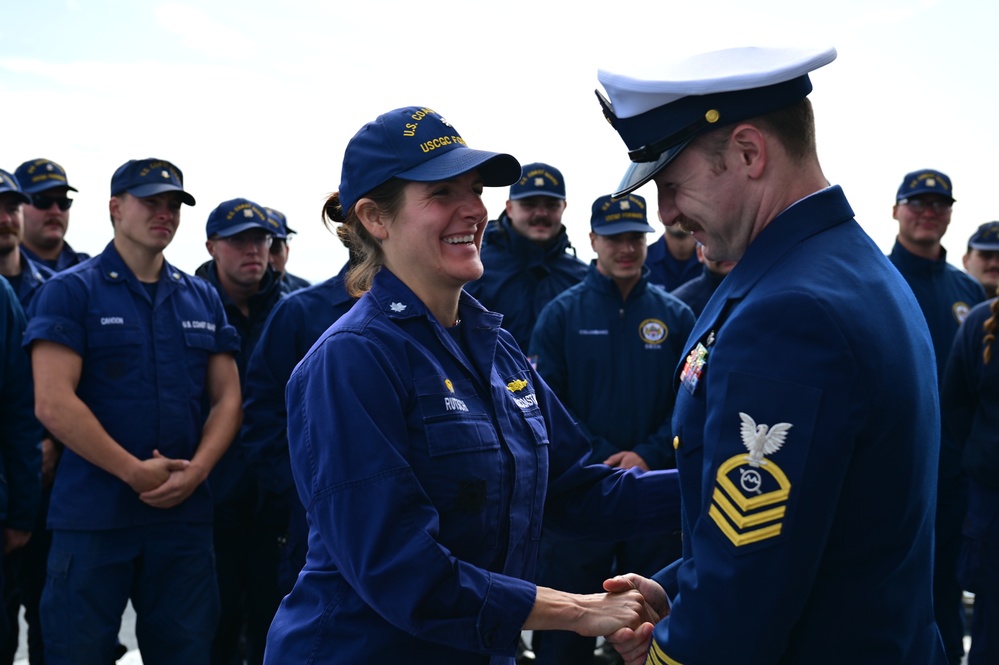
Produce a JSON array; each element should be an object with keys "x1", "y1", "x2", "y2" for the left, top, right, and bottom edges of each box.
[
  {"x1": 896, "y1": 169, "x2": 955, "y2": 203},
  {"x1": 265, "y1": 207, "x2": 296, "y2": 238},
  {"x1": 509, "y1": 162, "x2": 567, "y2": 200},
  {"x1": 111, "y1": 158, "x2": 195, "y2": 206},
  {"x1": 597, "y1": 45, "x2": 837, "y2": 197},
  {"x1": 14, "y1": 158, "x2": 77, "y2": 194},
  {"x1": 338, "y1": 106, "x2": 522, "y2": 213},
  {"x1": 206, "y1": 198, "x2": 278, "y2": 239},
  {"x1": 590, "y1": 193, "x2": 655, "y2": 235},
  {"x1": 0, "y1": 169, "x2": 30, "y2": 205},
  {"x1": 969, "y1": 222, "x2": 999, "y2": 251}
]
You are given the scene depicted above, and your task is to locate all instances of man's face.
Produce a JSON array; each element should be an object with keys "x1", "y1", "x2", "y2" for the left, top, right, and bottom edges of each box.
[
  {"x1": 963, "y1": 248, "x2": 999, "y2": 295},
  {"x1": 591, "y1": 231, "x2": 648, "y2": 286},
  {"x1": 22, "y1": 186, "x2": 71, "y2": 252},
  {"x1": 0, "y1": 193, "x2": 24, "y2": 257},
  {"x1": 505, "y1": 196, "x2": 566, "y2": 244},
  {"x1": 111, "y1": 192, "x2": 182, "y2": 254},
  {"x1": 207, "y1": 228, "x2": 273, "y2": 289},
  {"x1": 269, "y1": 237, "x2": 289, "y2": 276},
  {"x1": 893, "y1": 195, "x2": 953, "y2": 253},
  {"x1": 654, "y1": 137, "x2": 749, "y2": 263}
]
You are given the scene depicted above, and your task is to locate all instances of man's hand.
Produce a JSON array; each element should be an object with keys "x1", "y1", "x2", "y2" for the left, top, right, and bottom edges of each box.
[
  {"x1": 125, "y1": 451, "x2": 190, "y2": 494},
  {"x1": 603, "y1": 574, "x2": 668, "y2": 665},
  {"x1": 139, "y1": 450, "x2": 206, "y2": 509},
  {"x1": 604, "y1": 451, "x2": 650, "y2": 471},
  {"x1": 4, "y1": 528, "x2": 31, "y2": 554},
  {"x1": 41, "y1": 436, "x2": 62, "y2": 488}
]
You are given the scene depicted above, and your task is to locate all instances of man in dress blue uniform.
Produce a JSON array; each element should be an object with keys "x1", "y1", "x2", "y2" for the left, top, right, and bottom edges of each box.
[
  {"x1": 0, "y1": 169, "x2": 53, "y2": 308},
  {"x1": 264, "y1": 207, "x2": 310, "y2": 292},
  {"x1": 529, "y1": 193, "x2": 693, "y2": 665},
  {"x1": 241, "y1": 257, "x2": 355, "y2": 596},
  {"x1": 464, "y1": 162, "x2": 587, "y2": 351},
  {"x1": 197, "y1": 198, "x2": 288, "y2": 665},
  {"x1": 14, "y1": 159, "x2": 90, "y2": 272},
  {"x1": 888, "y1": 169, "x2": 985, "y2": 664},
  {"x1": 596, "y1": 46, "x2": 948, "y2": 664},
  {"x1": 963, "y1": 221, "x2": 999, "y2": 298},
  {"x1": 24, "y1": 158, "x2": 242, "y2": 665}
]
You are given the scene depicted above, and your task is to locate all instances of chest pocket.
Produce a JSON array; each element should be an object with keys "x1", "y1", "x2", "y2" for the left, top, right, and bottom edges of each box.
[
  {"x1": 416, "y1": 376, "x2": 499, "y2": 456},
  {"x1": 87, "y1": 326, "x2": 143, "y2": 382}
]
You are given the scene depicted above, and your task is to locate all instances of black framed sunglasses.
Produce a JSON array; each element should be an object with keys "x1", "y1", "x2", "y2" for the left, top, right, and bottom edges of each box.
[{"x1": 31, "y1": 194, "x2": 74, "y2": 211}]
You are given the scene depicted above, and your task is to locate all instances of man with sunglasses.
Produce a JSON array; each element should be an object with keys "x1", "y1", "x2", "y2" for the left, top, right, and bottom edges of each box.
[
  {"x1": 0, "y1": 169, "x2": 53, "y2": 308},
  {"x1": 196, "y1": 198, "x2": 288, "y2": 665},
  {"x1": 264, "y1": 208, "x2": 310, "y2": 292},
  {"x1": 14, "y1": 159, "x2": 90, "y2": 273},
  {"x1": 889, "y1": 168, "x2": 986, "y2": 665}
]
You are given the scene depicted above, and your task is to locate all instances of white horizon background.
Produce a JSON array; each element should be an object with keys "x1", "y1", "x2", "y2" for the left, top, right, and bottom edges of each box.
[{"x1": 2, "y1": 0, "x2": 995, "y2": 284}]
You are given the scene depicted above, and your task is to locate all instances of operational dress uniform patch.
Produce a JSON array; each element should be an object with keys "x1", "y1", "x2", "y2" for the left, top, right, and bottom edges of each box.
[
  {"x1": 953, "y1": 301, "x2": 972, "y2": 324},
  {"x1": 708, "y1": 412, "x2": 793, "y2": 548},
  {"x1": 639, "y1": 318, "x2": 667, "y2": 345}
]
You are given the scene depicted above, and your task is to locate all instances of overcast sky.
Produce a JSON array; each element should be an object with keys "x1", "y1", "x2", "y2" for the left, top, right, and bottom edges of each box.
[{"x1": 2, "y1": 0, "x2": 994, "y2": 282}]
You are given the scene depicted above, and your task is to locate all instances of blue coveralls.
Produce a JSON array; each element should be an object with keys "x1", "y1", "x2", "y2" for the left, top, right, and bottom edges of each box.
[
  {"x1": 528, "y1": 263, "x2": 694, "y2": 664},
  {"x1": 264, "y1": 268, "x2": 682, "y2": 665},
  {"x1": 23, "y1": 242, "x2": 239, "y2": 665},
  {"x1": 0, "y1": 276, "x2": 42, "y2": 653},
  {"x1": 942, "y1": 298, "x2": 999, "y2": 664},
  {"x1": 464, "y1": 212, "x2": 587, "y2": 351},
  {"x1": 20, "y1": 242, "x2": 89, "y2": 273},
  {"x1": 646, "y1": 187, "x2": 947, "y2": 664},
  {"x1": 643, "y1": 235, "x2": 700, "y2": 292},
  {"x1": 196, "y1": 260, "x2": 289, "y2": 665},
  {"x1": 241, "y1": 263, "x2": 355, "y2": 594},
  {"x1": 890, "y1": 239, "x2": 986, "y2": 664}
]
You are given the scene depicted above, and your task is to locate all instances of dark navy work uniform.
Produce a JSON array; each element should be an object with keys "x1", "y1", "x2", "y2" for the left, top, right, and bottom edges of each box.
[
  {"x1": 264, "y1": 268, "x2": 682, "y2": 665},
  {"x1": 464, "y1": 212, "x2": 587, "y2": 350},
  {"x1": 670, "y1": 265, "x2": 726, "y2": 318},
  {"x1": 20, "y1": 242, "x2": 89, "y2": 273},
  {"x1": 647, "y1": 187, "x2": 947, "y2": 664},
  {"x1": 24, "y1": 242, "x2": 239, "y2": 665},
  {"x1": 529, "y1": 263, "x2": 693, "y2": 664},
  {"x1": 241, "y1": 263, "x2": 355, "y2": 594},
  {"x1": 643, "y1": 235, "x2": 700, "y2": 292},
  {"x1": 942, "y1": 298, "x2": 999, "y2": 664}
]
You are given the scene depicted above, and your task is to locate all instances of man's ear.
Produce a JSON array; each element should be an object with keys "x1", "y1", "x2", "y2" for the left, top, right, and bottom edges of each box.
[
  {"x1": 730, "y1": 124, "x2": 767, "y2": 179},
  {"x1": 356, "y1": 199, "x2": 389, "y2": 241}
]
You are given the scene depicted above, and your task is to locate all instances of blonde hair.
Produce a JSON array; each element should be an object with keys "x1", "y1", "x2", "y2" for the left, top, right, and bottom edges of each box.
[
  {"x1": 322, "y1": 179, "x2": 407, "y2": 297},
  {"x1": 983, "y1": 299, "x2": 999, "y2": 364}
]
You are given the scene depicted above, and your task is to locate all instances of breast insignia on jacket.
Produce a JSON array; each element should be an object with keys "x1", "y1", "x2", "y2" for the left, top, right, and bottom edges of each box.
[
  {"x1": 639, "y1": 318, "x2": 667, "y2": 346},
  {"x1": 708, "y1": 412, "x2": 793, "y2": 548},
  {"x1": 445, "y1": 379, "x2": 454, "y2": 394},
  {"x1": 507, "y1": 379, "x2": 528, "y2": 393},
  {"x1": 952, "y1": 301, "x2": 971, "y2": 324}
]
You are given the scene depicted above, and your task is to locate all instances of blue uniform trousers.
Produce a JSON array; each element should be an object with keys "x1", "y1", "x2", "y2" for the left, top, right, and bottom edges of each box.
[{"x1": 41, "y1": 524, "x2": 218, "y2": 665}]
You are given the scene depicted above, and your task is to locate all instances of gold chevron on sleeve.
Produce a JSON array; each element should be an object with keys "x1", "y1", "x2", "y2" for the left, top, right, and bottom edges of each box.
[{"x1": 709, "y1": 453, "x2": 791, "y2": 547}]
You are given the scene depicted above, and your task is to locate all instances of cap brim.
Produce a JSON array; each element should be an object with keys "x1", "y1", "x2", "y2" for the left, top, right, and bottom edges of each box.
[
  {"x1": 592, "y1": 221, "x2": 657, "y2": 235},
  {"x1": 612, "y1": 137, "x2": 694, "y2": 199},
  {"x1": 398, "y1": 148, "x2": 522, "y2": 187},
  {"x1": 0, "y1": 190, "x2": 31, "y2": 205},
  {"x1": 127, "y1": 183, "x2": 196, "y2": 206},
  {"x1": 24, "y1": 184, "x2": 78, "y2": 194},
  {"x1": 212, "y1": 221, "x2": 276, "y2": 238},
  {"x1": 509, "y1": 191, "x2": 566, "y2": 201}
]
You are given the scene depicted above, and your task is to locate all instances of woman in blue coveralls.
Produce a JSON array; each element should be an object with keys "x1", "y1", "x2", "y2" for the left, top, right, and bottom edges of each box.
[
  {"x1": 942, "y1": 296, "x2": 999, "y2": 664},
  {"x1": 262, "y1": 106, "x2": 681, "y2": 664}
]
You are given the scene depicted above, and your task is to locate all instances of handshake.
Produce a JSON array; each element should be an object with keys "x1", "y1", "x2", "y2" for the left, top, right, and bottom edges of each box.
[{"x1": 529, "y1": 573, "x2": 666, "y2": 665}]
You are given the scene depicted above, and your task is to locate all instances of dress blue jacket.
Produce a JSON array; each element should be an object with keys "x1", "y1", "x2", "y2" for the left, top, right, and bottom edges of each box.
[
  {"x1": 24, "y1": 242, "x2": 239, "y2": 529},
  {"x1": 0, "y1": 277, "x2": 42, "y2": 532},
  {"x1": 264, "y1": 268, "x2": 681, "y2": 664},
  {"x1": 647, "y1": 187, "x2": 946, "y2": 664},
  {"x1": 464, "y1": 212, "x2": 587, "y2": 351},
  {"x1": 241, "y1": 263, "x2": 355, "y2": 496},
  {"x1": 529, "y1": 263, "x2": 694, "y2": 469}
]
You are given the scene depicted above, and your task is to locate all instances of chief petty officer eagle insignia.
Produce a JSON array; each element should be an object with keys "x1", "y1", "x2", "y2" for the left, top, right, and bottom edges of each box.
[{"x1": 708, "y1": 412, "x2": 794, "y2": 547}]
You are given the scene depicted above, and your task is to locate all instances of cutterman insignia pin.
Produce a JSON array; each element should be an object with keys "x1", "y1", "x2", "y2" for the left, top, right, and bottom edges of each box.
[
  {"x1": 507, "y1": 379, "x2": 528, "y2": 393},
  {"x1": 445, "y1": 379, "x2": 454, "y2": 393},
  {"x1": 708, "y1": 412, "x2": 793, "y2": 548}
]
